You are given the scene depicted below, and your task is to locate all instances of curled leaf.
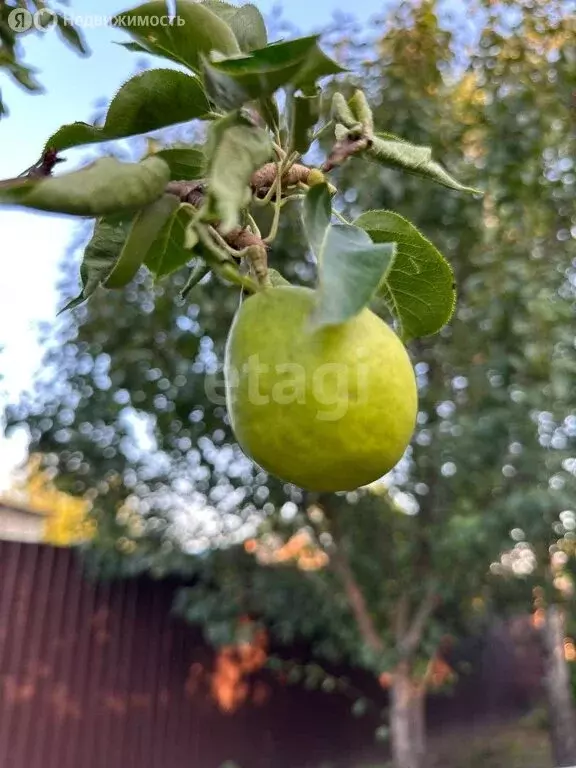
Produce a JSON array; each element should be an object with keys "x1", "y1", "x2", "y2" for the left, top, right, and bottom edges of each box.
[
  {"x1": 367, "y1": 134, "x2": 481, "y2": 195},
  {"x1": 204, "y1": 112, "x2": 273, "y2": 233},
  {"x1": 0, "y1": 156, "x2": 170, "y2": 216}
]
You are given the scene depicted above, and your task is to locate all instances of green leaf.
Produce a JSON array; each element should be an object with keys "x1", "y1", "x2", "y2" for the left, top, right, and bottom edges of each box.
[
  {"x1": 201, "y1": 36, "x2": 343, "y2": 110},
  {"x1": 331, "y1": 92, "x2": 358, "y2": 129},
  {"x1": 54, "y1": 14, "x2": 90, "y2": 55},
  {"x1": 0, "y1": 156, "x2": 170, "y2": 217},
  {"x1": 268, "y1": 268, "x2": 291, "y2": 287},
  {"x1": 104, "y1": 194, "x2": 181, "y2": 288},
  {"x1": 204, "y1": 112, "x2": 273, "y2": 233},
  {"x1": 367, "y1": 133, "x2": 481, "y2": 195},
  {"x1": 6, "y1": 60, "x2": 43, "y2": 91},
  {"x1": 145, "y1": 203, "x2": 197, "y2": 278},
  {"x1": 302, "y1": 180, "x2": 331, "y2": 261},
  {"x1": 200, "y1": 1, "x2": 267, "y2": 52},
  {"x1": 354, "y1": 210, "x2": 456, "y2": 340},
  {"x1": 116, "y1": 41, "x2": 151, "y2": 54},
  {"x1": 180, "y1": 260, "x2": 211, "y2": 297},
  {"x1": 61, "y1": 218, "x2": 131, "y2": 311},
  {"x1": 153, "y1": 147, "x2": 205, "y2": 180},
  {"x1": 45, "y1": 70, "x2": 210, "y2": 152},
  {"x1": 112, "y1": 0, "x2": 240, "y2": 73},
  {"x1": 258, "y1": 95, "x2": 280, "y2": 131},
  {"x1": 288, "y1": 88, "x2": 321, "y2": 154},
  {"x1": 290, "y1": 44, "x2": 345, "y2": 90},
  {"x1": 303, "y1": 184, "x2": 396, "y2": 329},
  {"x1": 348, "y1": 90, "x2": 373, "y2": 134}
]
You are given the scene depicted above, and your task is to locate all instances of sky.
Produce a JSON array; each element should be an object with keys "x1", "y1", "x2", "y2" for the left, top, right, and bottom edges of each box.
[{"x1": 0, "y1": 0, "x2": 394, "y2": 490}]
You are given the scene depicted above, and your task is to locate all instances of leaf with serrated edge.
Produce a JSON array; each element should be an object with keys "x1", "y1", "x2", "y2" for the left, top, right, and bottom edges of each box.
[
  {"x1": 0, "y1": 156, "x2": 170, "y2": 217},
  {"x1": 145, "y1": 204, "x2": 197, "y2": 278},
  {"x1": 61, "y1": 218, "x2": 131, "y2": 311},
  {"x1": 303, "y1": 184, "x2": 396, "y2": 329},
  {"x1": 202, "y1": 36, "x2": 342, "y2": 109},
  {"x1": 112, "y1": 0, "x2": 240, "y2": 72},
  {"x1": 354, "y1": 209, "x2": 456, "y2": 341},
  {"x1": 200, "y1": 1, "x2": 267, "y2": 51},
  {"x1": 45, "y1": 70, "x2": 210, "y2": 152},
  {"x1": 367, "y1": 134, "x2": 481, "y2": 195},
  {"x1": 268, "y1": 268, "x2": 291, "y2": 287},
  {"x1": 105, "y1": 194, "x2": 180, "y2": 288}
]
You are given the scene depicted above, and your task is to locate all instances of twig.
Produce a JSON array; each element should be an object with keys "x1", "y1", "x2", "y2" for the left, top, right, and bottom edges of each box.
[
  {"x1": 0, "y1": 148, "x2": 65, "y2": 189},
  {"x1": 330, "y1": 546, "x2": 384, "y2": 654},
  {"x1": 399, "y1": 585, "x2": 439, "y2": 658},
  {"x1": 245, "y1": 212, "x2": 262, "y2": 239},
  {"x1": 322, "y1": 133, "x2": 372, "y2": 172},
  {"x1": 22, "y1": 147, "x2": 64, "y2": 179},
  {"x1": 263, "y1": 163, "x2": 283, "y2": 245}
]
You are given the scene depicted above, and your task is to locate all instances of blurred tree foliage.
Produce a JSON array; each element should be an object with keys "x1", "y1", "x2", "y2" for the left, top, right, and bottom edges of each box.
[
  {"x1": 0, "y1": 1, "x2": 88, "y2": 117},
  {"x1": 5, "y1": 0, "x2": 576, "y2": 764},
  {"x1": 1, "y1": 453, "x2": 95, "y2": 545}
]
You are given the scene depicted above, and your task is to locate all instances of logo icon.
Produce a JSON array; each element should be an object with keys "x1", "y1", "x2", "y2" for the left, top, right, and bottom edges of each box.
[{"x1": 7, "y1": 7, "x2": 33, "y2": 32}]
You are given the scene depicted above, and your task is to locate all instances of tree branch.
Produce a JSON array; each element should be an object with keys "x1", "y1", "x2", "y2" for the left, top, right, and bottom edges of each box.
[
  {"x1": 399, "y1": 585, "x2": 438, "y2": 658},
  {"x1": 310, "y1": 494, "x2": 384, "y2": 655},
  {"x1": 393, "y1": 594, "x2": 409, "y2": 645},
  {"x1": 330, "y1": 546, "x2": 384, "y2": 653}
]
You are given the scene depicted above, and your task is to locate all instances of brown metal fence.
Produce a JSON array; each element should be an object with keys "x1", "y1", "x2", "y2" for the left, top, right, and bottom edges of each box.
[
  {"x1": 0, "y1": 541, "x2": 395, "y2": 768},
  {"x1": 0, "y1": 541, "x2": 544, "y2": 768}
]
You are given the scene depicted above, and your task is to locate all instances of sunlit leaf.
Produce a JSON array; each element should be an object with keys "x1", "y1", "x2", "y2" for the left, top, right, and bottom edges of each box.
[
  {"x1": 112, "y1": 0, "x2": 240, "y2": 72},
  {"x1": 354, "y1": 210, "x2": 456, "y2": 340},
  {"x1": 45, "y1": 70, "x2": 210, "y2": 152},
  {"x1": 200, "y1": 1, "x2": 267, "y2": 51},
  {"x1": 202, "y1": 36, "x2": 343, "y2": 110},
  {"x1": 367, "y1": 133, "x2": 481, "y2": 195}
]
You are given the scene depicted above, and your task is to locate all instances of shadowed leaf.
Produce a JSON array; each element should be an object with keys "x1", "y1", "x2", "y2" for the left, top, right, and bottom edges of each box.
[
  {"x1": 0, "y1": 156, "x2": 170, "y2": 217},
  {"x1": 304, "y1": 184, "x2": 396, "y2": 328},
  {"x1": 105, "y1": 194, "x2": 181, "y2": 288},
  {"x1": 354, "y1": 209, "x2": 456, "y2": 340},
  {"x1": 204, "y1": 112, "x2": 273, "y2": 233}
]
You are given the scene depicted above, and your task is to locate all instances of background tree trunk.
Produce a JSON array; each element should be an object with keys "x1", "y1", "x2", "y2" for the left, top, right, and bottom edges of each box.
[
  {"x1": 390, "y1": 661, "x2": 426, "y2": 768},
  {"x1": 542, "y1": 605, "x2": 576, "y2": 767}
]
